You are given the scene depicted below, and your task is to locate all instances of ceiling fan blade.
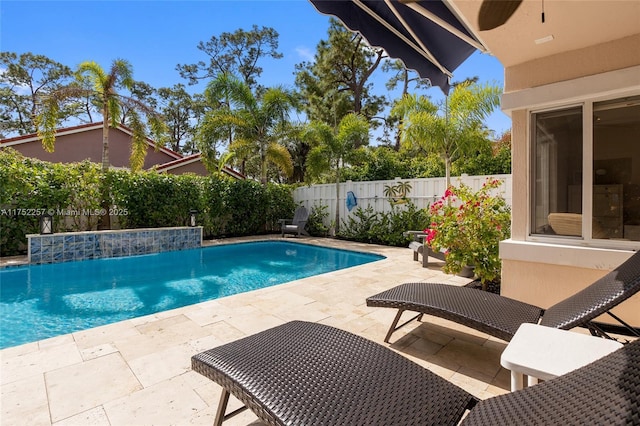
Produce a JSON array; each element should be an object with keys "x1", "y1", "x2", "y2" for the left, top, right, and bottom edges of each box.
[{"x1": 478, "y1": 0, "x2": 523, "y2": 31}]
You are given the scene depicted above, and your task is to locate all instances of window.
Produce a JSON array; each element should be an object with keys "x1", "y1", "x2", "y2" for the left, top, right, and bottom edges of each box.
[
  {"x1": 532, "y1": 107, "x2": 583, "y2": 237},
  {"x1": 531, "y1": 95, "x2": 640, "y2": 243}
]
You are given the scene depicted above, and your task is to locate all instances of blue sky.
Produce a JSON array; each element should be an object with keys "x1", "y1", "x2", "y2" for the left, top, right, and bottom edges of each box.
[{"x1": 1, "y1": 0, "x2": 511, "y2": 137}]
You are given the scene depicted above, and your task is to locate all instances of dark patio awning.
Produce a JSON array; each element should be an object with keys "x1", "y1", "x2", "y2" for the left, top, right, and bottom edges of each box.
[{"x1": 309, "y1": 0, "x2": 487, "y2": 95}]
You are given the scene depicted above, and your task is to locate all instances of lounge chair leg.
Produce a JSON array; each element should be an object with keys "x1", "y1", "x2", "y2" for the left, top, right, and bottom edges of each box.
[
  {"x1": 384, "y1": 310, "x2": 423, "y2": 343},
  {"x1": 214, "y1": 388, "x2": 248, "y2": 426},
  {"x1": 214, "y1": 389, "x2": 230, "y2": 426}
]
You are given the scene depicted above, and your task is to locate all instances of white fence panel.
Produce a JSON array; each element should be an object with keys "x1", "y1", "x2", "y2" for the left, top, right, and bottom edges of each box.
[{"x1": 293, "y1": 174, "x2": 512, "y2": 227}]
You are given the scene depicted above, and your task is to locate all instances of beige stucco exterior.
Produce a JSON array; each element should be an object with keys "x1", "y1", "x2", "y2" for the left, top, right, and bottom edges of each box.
[
  {"x1": 501, "y1": 256, "x2": 640, "y2": 326},
  {"x1": 505, "y1": 34, "x2": 640, "y2": 93},
  {"x1": 498, "y1": 34, "x2": 640, "y2": 326}
]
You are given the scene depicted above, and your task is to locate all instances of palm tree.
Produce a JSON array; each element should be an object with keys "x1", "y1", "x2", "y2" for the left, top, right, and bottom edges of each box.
[
  {"x1": 36, "y1": 59, "x2": 166, "y2": 172},
  {"x1": 305, "y1": 113, "x2": 369, "y2": 233},
  {"x1": 392, "y1": 81, "x2": 500, "y2": 187},
  {"x1": 198, "y1": 73, "x2": 294, "y2": 184},
  {"x1": 35, "y1": 59, "x2": 167, "y2": 228}
]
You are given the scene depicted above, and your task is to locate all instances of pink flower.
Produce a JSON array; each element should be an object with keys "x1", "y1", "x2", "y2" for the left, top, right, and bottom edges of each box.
[{"x1": 444, "y1": 188, "x2": 453, "y2": 198}]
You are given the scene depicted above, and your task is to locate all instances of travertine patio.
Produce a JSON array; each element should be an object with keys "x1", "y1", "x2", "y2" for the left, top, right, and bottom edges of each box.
[{"x1": 1, "y1": 236, "x2": 511, "y2": 425}]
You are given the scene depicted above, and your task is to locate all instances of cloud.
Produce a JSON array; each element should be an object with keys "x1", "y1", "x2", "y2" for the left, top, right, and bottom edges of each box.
[{"x1": 295, "y1": 46, "x2": 314, "y2": 61}]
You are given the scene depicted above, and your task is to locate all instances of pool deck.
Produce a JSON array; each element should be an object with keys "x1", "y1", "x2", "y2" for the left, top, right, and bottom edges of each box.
[{"x1": 1, "y1": 236, "x2": 512, "y2": 425}]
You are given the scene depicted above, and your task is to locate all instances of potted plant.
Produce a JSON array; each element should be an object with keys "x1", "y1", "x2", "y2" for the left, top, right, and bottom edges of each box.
[{"x1": 425, "y1": 179, "x2": 511, "y2": 290}]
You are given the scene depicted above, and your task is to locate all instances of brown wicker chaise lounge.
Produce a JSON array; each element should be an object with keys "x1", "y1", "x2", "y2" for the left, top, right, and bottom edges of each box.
[
  {"x1": 192, "y1": 321, "x2": 640, "y2": 425},
  {"x1": 366, "y1": 250, "x2": 640, "y2": 343}
]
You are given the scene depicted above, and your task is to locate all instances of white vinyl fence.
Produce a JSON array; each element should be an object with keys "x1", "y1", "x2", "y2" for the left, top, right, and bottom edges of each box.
[{"x1": 293, "y1": 174, "x2": 512, "y2": 227}]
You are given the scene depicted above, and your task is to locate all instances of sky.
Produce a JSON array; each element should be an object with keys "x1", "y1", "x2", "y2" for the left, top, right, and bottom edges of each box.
[{"x1": 0, "y1": 0, "x2": 512, "y2": 138}]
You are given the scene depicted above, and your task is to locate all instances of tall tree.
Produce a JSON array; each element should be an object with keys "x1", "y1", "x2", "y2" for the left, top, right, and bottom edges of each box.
[
  {"x1": 383, "y1": 60, "x2": 431, "y2": 97},
  {"x1": 35, "y1": 59, "x2": 167, "y2": 228},
  {"x1": 383, "y1": 60, "x2": 432, "y2": 150},
  {"x1": 392, "y1": 81, "x2": 501, "y2": 187},
  {"x1": 176, "y1": 25, "x2": 282, "y2": 89},
  {"x1": 282, "y1": 122, "x2": 313, "y2": 183},
  {"x1": 198, "y1": 73, "x2": 294, "y2": 184},
  {"x1": 305, "y1": 113, "x2": 369, "y2": 233},
  {"x1": 0, "y1": 52, "x2": 73, "y2": 137},
  {"x1": 295, "y1": 18, "x2": 386, "y2": 127},
  {"x1": 157, "y1": 84, "x2": 199, "y2": 153}
]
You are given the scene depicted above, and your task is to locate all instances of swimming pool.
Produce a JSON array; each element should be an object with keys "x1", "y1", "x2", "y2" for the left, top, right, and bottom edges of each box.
[{"x1": 0, "y1": 241, "x2": 384, "y2": 349}]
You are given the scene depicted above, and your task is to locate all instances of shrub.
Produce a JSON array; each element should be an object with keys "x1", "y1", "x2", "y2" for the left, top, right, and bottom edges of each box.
[
  {"x1": 307, "y1": 204, "x2": 330, "y2": 237},
  {"x1": 0, "y1": 149, "x2": 102, "y2": 255},
  {"x1": 338, "y1": 202, "x2": 431, "y2": 247},
  {"x1": 265, "y1": 183, "x2": 297, "y2": 232},
  {"x1": 426, "y1": 179, "x2": 511, "y2": 287}
]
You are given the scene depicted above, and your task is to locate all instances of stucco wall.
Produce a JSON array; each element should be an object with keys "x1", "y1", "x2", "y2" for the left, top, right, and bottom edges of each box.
[
  {"x1": 509, "y1": 110, "x2": 528, "y2": 240},
  {"x1": 500, "y1": 34, "x2": 640, "y2": 328},
  {"x1": 5, "y1": 127, "x2": 178, "y2": 169},
  {"x1": 502, "y1": 257, "x2": 640, "y2": 326},
  {"x1": 505, "y1": 34, "x2": 640, "y2": 93}
]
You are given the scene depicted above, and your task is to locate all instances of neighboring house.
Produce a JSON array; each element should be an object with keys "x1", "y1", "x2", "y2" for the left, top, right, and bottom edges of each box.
[
  {"x1": 446, "y1": 1, "x2": 639, "y2": 326},
  {"x1": 155, "y1": 153, "x2": 245, "y2": 179},
  {"x1": 0, "y1": 122, "x2": 182, "y2": 169},
  {"x1": 0, "y1": 122, "x2": 244, "y2": 179}
]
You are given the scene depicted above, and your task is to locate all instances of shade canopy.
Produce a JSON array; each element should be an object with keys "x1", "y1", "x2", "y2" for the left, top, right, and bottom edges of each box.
[{"x1": 309, "y1": 0, "x2": 487, "y2": 94}]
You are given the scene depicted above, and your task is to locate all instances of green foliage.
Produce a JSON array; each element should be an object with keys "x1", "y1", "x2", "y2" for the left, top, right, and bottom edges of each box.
[
  {"x1": 394, "y1": 81, "x2": 501, "y2": 186},
  {"x1": 338, "y1": 202, "x2": 430, "y2": 247},
  {"x1": 306, "y1": 204, "x2": 330, "y2": 237},
  {"x1": 223, "y1": 179, "x2": 269, "y2": 235},
  {"x1": 0, "y1": 52, "x2": 74, "y2": 137},
  {"x1": 305, "y1": 113, "x2": 369, "y2": 232},
  {"x1": 176, "y1": 25, "x2": 282, "y2": 89},
  {"x1": 264, "y1": 183, "x2": 297, "y2": 232},
  {"x1": 452, "y1": 134, "x2": 512, "y2": 176},
  {"x1": 294, "y1": 18, "x2": 386, "y2": 125},
  {"x1": 0, "y1": 148, "x2": 296, "y2": 256},
  {"x1": 426, "y1": 179, "x2": 511, "y2": 286},
  {"x1": 199, "y1": 73, "x2": 295, "y2": 183},
  {"x1": 35, "y1": 58, "x2": 167, "y2": 173},
  {"x1": 113, "y1": 172, "x2": 205, "y2": 229},
  {"x1": 342, "y1": 147, "x2": 411, "y2": 181},
  {"x1": 0, "y1": 149, "x2": 102, "y2": 255}
]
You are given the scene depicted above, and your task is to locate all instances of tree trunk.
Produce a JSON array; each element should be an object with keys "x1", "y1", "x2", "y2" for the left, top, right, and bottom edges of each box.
[
  {"x1": 445, "y1": 155, "x2": 452, "y2": 189},
  {"x1": 97, "y1": 115, "x2": 111, "y2": 230},
  {"x1": 334, "y1": 163, "x2": 341, "y2": 234},
  {"x1": 260, "y1": 152, "x2": 267, "y2": 185},
  {"x1": 101, "y1": 117, "x2": 109, "y2": 172}
]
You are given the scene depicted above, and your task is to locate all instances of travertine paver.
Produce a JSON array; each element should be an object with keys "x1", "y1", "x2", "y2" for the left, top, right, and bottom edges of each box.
[{"x1": 1, "y1": 236, "x2": 511, "y2": 426}]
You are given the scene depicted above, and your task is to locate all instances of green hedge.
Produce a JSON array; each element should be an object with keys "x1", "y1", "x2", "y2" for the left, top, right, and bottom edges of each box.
[
  {"x1": 0, "y1": 148, "x2": 432, "y2": 257},
  {"x1": 0, "y1": 148, "x2": 296, "y2": 256}
]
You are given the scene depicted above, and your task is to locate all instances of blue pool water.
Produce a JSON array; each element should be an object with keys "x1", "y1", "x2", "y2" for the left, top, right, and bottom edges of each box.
[{"x1": 0, "y1": 241, "x2": 383, "y2": 349}]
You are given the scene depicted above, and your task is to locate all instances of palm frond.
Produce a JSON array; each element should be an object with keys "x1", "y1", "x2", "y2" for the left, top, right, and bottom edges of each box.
[
  {"x1": 266, "y1": 142, "x2": 294, "y2": 177},
  {"x1": 126, "y1": 110, "x2": 147, "y2": 172}
]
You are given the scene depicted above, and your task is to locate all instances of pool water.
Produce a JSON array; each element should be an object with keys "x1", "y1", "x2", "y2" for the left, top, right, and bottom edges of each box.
[{"x1": 0, "y1": 241, "x2": 383, "y2": 349}]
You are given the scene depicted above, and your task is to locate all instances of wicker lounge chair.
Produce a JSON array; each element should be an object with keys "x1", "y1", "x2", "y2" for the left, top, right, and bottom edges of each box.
[
  {"x1": 279, "y1": 206, "x2": 309, "y2": 237},
  {"x1": 367, "y1": 250, "x2": 640, "y2": 343},
  {"x1": 191, "y1": 321, "x2": 640, "y2": 426}
]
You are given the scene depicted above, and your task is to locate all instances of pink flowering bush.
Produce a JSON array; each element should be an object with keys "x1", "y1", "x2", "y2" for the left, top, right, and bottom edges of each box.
[{"x1": 425, "y1": 179, "x2": 511, "y2": 288}]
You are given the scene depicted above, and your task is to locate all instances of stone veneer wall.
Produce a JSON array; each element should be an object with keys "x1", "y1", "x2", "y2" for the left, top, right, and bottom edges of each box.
[{"x1": 27, "y1": 227, "x2": 202, "y2": 264}]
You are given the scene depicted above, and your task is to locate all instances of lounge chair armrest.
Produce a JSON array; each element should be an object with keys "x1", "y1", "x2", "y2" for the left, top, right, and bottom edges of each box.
[{"x1": 403, "y1": 230, "x2": 428, "y2": 241}]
